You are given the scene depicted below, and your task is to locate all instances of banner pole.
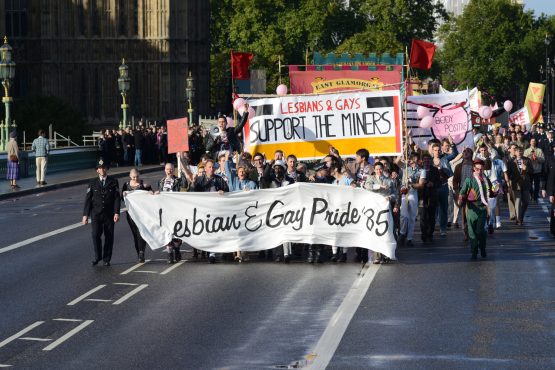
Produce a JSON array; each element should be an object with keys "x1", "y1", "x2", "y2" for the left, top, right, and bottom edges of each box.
[
  {"x1": 404, "y1": 46, "x2": 410, "y2": 192},
  {"x1": 278, "y1": 55, "x2": 282, "y2": 85}
]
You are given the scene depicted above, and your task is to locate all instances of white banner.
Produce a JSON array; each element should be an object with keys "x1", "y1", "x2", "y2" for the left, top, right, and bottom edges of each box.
[
  {"x1": 244, "y1": 90, "x2": 403, "y2": 160},
  {"x1": 125, "y1": 183, "x2": 397, "y2": 259},
  {"x1": 407, "y1": 90, "x2": 473, "y2": 151},
  {"x1": 508, "y1": 107, "x2": 531, "y2": 127}
]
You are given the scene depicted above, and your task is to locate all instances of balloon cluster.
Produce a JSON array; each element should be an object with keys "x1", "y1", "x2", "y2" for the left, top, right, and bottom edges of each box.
[
  {"x1": 478, "y1": 100, "x2": 513, "y2": 120},
  {"x1": 232, "y1": 98, "x2": 256, "y2": 118},
  {"x1": 417, "y1": 106, "x2": 433, "y2": 128}
]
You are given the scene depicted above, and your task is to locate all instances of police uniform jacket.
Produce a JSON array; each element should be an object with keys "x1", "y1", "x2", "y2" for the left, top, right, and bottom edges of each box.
[{"x1": 83, "y1": 176, "x2": 121, "y2": 219}]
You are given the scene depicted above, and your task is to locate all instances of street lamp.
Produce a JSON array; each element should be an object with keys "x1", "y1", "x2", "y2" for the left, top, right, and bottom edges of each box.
[
  {"x1": 186, "y1": 71, "x2": 195, "y2": 126},
  {"x1": 0, "y1": 36, "x2": 16, "y2": 151},
  {"x1": 118, "y1": 58, "x2": 131, "y2": 130},
  {"x1": 545, "y1": 35, "x2": 551, "y2": 124}
]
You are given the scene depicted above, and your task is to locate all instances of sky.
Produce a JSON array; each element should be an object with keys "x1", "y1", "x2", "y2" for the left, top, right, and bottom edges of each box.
[{"x1": 524, "y1": 0, "x2": 555, "y2": 16}]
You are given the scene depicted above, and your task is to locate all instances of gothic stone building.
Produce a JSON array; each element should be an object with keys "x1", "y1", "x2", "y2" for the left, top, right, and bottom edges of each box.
[{"x1": 0, "y1": 0, "x2": 210, "y2": 126}]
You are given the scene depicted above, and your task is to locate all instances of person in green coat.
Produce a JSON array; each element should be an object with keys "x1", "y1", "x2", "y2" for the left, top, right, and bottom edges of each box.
[{"x1": 457, "y1": 159, "x2": 495, "y2": 260}]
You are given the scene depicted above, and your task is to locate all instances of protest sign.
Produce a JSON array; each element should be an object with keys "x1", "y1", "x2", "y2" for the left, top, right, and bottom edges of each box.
[
  {"x1": 407, "y1": 90, "x2": 473, "y2": 151},
  {"x1": 508, "y1": 107, "x2": 531, "y2": 127},
  {"x1": 167, "y1": 117, "x2": 189, "y2": 154},
  {"x1": 125, "y1": 183, "x2": 397, "y2": 259},
  {"x1": 244, "y1": 90, "x2": 403, "y2": 160}
]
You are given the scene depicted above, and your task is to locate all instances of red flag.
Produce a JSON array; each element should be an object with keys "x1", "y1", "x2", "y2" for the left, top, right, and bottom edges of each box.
[
  {"x1": 231, "y1": 51, "x2": 254, "y2": 80},
  {"x1": 409, "y1": 39, "x2": 436, "y2": 70}
]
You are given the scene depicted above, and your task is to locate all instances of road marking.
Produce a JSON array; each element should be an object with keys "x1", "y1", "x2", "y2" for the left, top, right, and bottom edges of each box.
[
  {"x1": 0, "y1": 364, "x2": 13, "y2": 367},
  {"x1": 120, "y1": 260, "x2": 151, "y2": 275},
  {"x1": 306, "y1": 264, "x2": 381, "y2": 370},
  {"x1": 0, "y1": 321, "x2": 44, "y2": 349},
  {"x1": 19, "y1": 337, "x2": 52, "y2": 342},
  {"x1": 53, "y1": 318, "x2": 83, "y2": 322},
  {"x1": 42, "y1": 320, "x2": 94, "y2": 351},
  {"x1": 84, "y1": 299, "x2": 112, "y2": 302},
  {"x1": 113, "y1": 282, "x2": 139, "y2": 286},
  {"x1": 112, "y1": 284, "x2": 148, "y2": 305},
  {"x1": 0, "y1": 222, "x2": 82, "y2": 254},
  {"x1": 67, "y1": 285, "x2": 106, "y2": 306},
  {"x1": 160, "y1": 260, "x2": 186, "y2": 275},
  {"x1": 134, "y1": 270, "x2": 159, "y2": 273}
]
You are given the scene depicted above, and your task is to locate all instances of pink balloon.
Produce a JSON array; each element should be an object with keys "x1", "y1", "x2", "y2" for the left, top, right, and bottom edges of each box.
[
  {"x1": 416, "y1": 106, "x2": 430, "y2": 119},
  {"x1": 503, "y1": 100, "x2": 513, "y2": 112},
  {"x1": 233, "y1": 98, "x2": 246, "y2": 111},
  {"x1": 226, "y1": 116, "x2": 233, "y2": 128},
  {"x1": 420, "y1": 115, "x2": 434, "y2": 128},
  {"x1": 248, "y1": 106, "x2": 256, "y2": 119},
  {"x1": 276, "y1": 84, "x2": 288, "y2": 96},
  {"x1": 480, "y1": 106, "x2": 493, "y2": 119}
]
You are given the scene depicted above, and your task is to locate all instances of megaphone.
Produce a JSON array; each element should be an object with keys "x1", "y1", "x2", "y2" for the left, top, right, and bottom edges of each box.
[{"x1": 209, "y1": 125, "x2": 220, "y2": 139}]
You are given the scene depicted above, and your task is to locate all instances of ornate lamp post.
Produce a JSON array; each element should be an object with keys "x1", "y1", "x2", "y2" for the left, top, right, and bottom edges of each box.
[
  {"x1": 0, "y1": 36, "x2": 16, "y2": 151},
  {"x1": 186, "y1": 71, "x2": 195, "y2": 126},
  {"x1": 118, "y1": 58, "x2": 131, "y2": 130}
]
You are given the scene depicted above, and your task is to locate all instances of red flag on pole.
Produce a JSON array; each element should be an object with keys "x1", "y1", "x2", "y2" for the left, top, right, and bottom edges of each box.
[
  {"x1": 231, "y1": 51, "x2": 254, "y2": 80},
  {"x1": 409, "y1": 39, "x2": 436, "y2": 70}
]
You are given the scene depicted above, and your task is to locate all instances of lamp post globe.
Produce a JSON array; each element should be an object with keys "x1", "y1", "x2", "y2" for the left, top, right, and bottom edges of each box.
[
  {"x1": 186, "y1": 71, "x2": 195, "y2": 126},
  {"x1": 118, "y1": 58, "x2": 131, "y2": 130},
  {"x1": 0, "y1": 36, "x2": 16, "y2": 151}
]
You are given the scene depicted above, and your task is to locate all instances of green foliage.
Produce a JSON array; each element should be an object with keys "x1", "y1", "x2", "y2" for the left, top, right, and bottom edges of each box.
[
  {"x1": 210, "y1": 0, "x2": 445, "y2": 110},
  {"x1": 439, "y1": 0, "x2": 555, "y2": 102},
  {"x1": 3, "y1": 96, "x2": 90, "y2": 142}
]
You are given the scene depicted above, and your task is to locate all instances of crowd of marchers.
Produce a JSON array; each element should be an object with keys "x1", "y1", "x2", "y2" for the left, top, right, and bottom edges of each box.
[{"x1": 86, "y1": 105, "x2": 555, "y2": 266}]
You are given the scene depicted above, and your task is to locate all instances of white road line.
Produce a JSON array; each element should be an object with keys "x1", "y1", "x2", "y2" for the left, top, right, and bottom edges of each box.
[
  {"x1": 0, "y1": 321, "x2": 44, "y2": 349},
  {"x1": 160, "y1": 261, "x2": 186, "y2": 275},
  {"x1": 306, "y1": 264, "x2": 381, "y2": 370},
  {"x1": 67, "y1": 285, "x2": 106, "y2": 306},
  {"x1": 0, "y1": 222, "x2": 82, "y2": 254},
  {"x1": 134, "y1": 270, "x2": 159, "y2": 274},
  {"x1": 42, "y1": 320, "x2": 94, "y2": 351},
  {"x1": 120, "y1": 260, "x2": 151, "y2": 275},
  {"x1": 113, "y1": 282, "x2": 139, "y2": 286},
  {"x1": 84, "y1": 299, "x2": 112, "y2": 302},
  {"x1": 53, "y1": 318, "x2": 83, "y2": 322},
  {"x1": 19, "y1": 337, "x2": 52, "y2": 342},
  {"x1": 0, "y1": 364, "x2": 13, "y2": 367},
  {"x1": 112, "y1": 284, "x2": 148, "y2": 305}
]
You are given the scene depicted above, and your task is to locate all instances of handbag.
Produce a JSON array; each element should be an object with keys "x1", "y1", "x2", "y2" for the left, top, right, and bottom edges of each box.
[{"x1": 9, "y1": 154, "x2": 18, "y2": 163}]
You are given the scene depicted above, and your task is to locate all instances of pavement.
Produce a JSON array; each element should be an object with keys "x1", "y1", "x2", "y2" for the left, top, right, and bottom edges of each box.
[
  {"x1": 0, "y1": 164, "x2": 164, "y2": 200},
  {"x1": 1, "y1": 172, "x2": 555, "y2": 368}
]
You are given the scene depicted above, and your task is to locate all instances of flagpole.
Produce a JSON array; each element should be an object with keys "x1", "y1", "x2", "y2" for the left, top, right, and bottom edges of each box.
[
  {"x1": 278, "y1": 55, "x2": 282, "y2": 85},
  {"x1": 231, "y1": 48, "x2": 237, "y2": 125},
  {"x1": 403, "y1": 45, "x2": 410, "y2": 196},
  {"x1": 305, "y1": 46, "x2": 309, "y2": 68}
]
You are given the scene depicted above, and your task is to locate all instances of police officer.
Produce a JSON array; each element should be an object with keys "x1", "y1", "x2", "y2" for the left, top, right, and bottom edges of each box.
[{"x1": 82, "y1": 159, "x2": 121, "y2": 266}]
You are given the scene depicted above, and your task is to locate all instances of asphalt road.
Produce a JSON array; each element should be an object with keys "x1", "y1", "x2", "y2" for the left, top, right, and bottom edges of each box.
[{"x1": 1, "y1": 175, "x2": 554, "y2": 369}]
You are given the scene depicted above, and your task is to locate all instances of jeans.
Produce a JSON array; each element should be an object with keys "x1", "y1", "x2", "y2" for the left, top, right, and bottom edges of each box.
[
  {"x1": 134, "y1": 149, "x2": 142, "y2": 167},
  {"x1": 436, "y1": 184, "x2": 449, "y2": 232}
]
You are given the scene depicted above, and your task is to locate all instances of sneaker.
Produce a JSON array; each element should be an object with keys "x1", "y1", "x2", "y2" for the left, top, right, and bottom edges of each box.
[
  {"x1": 488, "y1": 224, "x2": 494, "y2": 234},
  {"x1": 440, "y1": 231, "x2": 447, "y2": 236},
  {"x1": 284, "y1": 255, "x2": 290, "y2": 264},
  {"x1": 406, "y1": 240, "x2": 414, "y2": 247},
  {"x1": 209, "y1": 255, "x2": 216, "y2": 264},
  {"x1": 496, "y1": 221, "x2": 501, "y2": 229}
]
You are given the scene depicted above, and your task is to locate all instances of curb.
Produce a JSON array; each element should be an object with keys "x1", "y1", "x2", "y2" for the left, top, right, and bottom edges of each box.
[{"x1": 0, "y1": 165, "x2": 163, "y2": 201}]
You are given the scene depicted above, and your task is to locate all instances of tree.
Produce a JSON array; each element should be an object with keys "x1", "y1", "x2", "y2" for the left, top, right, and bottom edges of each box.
[
  {"x1": 4, "y1": 96, "x2": 89, "y2": 144},
  {"x1": 438, "y1": 0, "x2": 555, "y2": 104}
]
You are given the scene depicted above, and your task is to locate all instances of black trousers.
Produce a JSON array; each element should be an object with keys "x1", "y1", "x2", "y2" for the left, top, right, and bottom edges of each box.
[
  {"x1": 419, "y1": 203, "x2": 437, "y2": 240},
  {"x1": 127, "y1": 213, "x2": 146, "y2": 257},
  {"x1": 551, "y1": 203, "x2": 555, "y2": 236},
  {"x1": 91, "y1": 215, "x2": 115, "y2": 262}
]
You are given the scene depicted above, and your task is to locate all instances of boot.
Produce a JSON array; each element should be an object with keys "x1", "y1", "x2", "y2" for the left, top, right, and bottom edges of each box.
[
  {"x1": 331, "y1": 254, "x2": 338, "y2": 263},
  {"x1": 339, "y1": 253, "x2": 347, "y2": 263},
  {"x1": 138, "y1": 251, "x2": 145, "y2": 263},
  {"x1": 315, "y1": 247, "x2": 323, "y2": 264},
  {"x1": 174, "y1": 246, "x2": 182, "y2": 262},
  {"x1": 193, "y1": 249, "x2": 199, "y2": 259},
  {"x1": 307, "y1": 246, "x2": 315, "y2": 263},
  {"x1": 167, "y1": 248, "x2": 175, "y2": 264}
]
